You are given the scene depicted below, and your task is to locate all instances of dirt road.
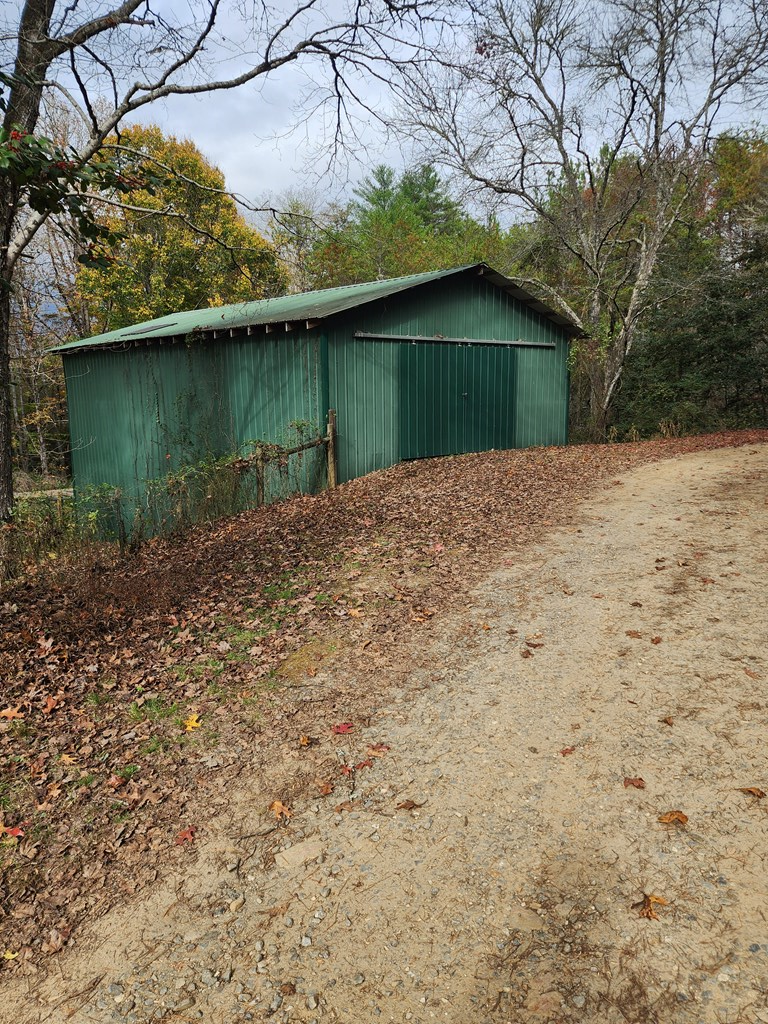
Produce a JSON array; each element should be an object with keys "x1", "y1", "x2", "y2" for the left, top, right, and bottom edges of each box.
[{"x1": 9, "y1": 444, "x2": 768, "y2": 1024}]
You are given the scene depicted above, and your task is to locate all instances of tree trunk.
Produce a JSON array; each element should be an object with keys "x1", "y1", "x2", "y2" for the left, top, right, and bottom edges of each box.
[{"x1": 0, "y1": 281, "x2": 15, "y2": 521}]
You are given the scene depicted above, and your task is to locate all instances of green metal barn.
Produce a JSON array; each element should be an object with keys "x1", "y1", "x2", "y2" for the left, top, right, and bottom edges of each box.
[{"x1": 54, "y1": 263, "x2": 577, "y2": 534}]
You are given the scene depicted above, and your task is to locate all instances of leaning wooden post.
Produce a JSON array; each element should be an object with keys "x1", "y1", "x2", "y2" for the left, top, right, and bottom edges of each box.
[{"x1": 327, "y1": 409, "x2": 338, "y2": 490}]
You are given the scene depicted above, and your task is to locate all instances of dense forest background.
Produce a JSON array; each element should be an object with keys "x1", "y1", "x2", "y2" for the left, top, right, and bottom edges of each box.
[{"x1": 9, "y1": 125, "x2": 768, "y2": 487}]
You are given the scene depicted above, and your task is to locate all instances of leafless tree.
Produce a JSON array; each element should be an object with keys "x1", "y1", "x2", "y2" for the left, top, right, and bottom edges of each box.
[
  {"x1": 404, "y1": 0, "x2": 768, "y2": 434},
  {"x1": 0, "y1": 0, "x2": 444, "y2": 531}
]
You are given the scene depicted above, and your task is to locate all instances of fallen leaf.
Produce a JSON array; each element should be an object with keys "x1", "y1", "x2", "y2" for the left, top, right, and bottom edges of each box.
[
  {"x1": 737, "y1": 787, "x2": 766, "y2": 799},
  {"x1": 630, "y1": 601, "x2": 643, "y2": 607},
  {"x1": 0, "y1": 821, "x2": 30, "y2": 839},
  {"x1": 334, "y1": 801, "x2": 355, "y2": 813},
  {"x1": 60, "y1": 754, "x2": 78, "y2": 765},
  {"x1": 175, "y1": 826, "x2": 197, "y2": 845},
  {"x1": 367, "y1": 743, "x2": 390, "y2": 757},
  {"x1": 744, "y1": 668, "x2": 761, "y2": 680},
  {"x1": 592, "y1": 593, "x2": 605, "y2": 599},
  {"x1": 0, "y1": 706, "x2": 24, "y2": 721},
  {"x1": 280, "y1": 982, "x2": 296, "y2": 996},
  {"x1": 658, "y1": 810, "x2": 688, "y2": 824},
  {"x1": 184, "y1": 713, "x2": 201, "y2": 732},
  {"x1": 520, "y1": 648, "x2": 534, "y2": 658},
  {"x1": 526, "y1": 640, "x2": 545, "y2": 649},
  {"x1": 347, "y1": 608, "x2": 364, "y2": 618},
  {"x1": 700, "y1": 577, "x2": 715, "y2": 584},
  {"x1": 340, "y1": 764, "x2": 354, "y2": 776},
  {"x1": 269, "y1": 800, "x2": 293, "y2": 820},
  {"x1": 2, "y1": 950, "x2": 18, "y2": 961},
  {"x1": 332, "y1": 722, "x2": 354, "y2": 734},
  {"x1": 316, "y1": 781, "x2": 335, "y2": 796},
  {"x1": 624, "y1": 777, "x2": 646, "y2": 789},
  {"x1": 433, "y1": 542, "x2": 445, "y2": 553},
  {"x1": 560, "y1": 746, "x2": 576, "y2": 756},
  {"x1": 299, "y1": 735, "x2": 319, "y2": 747},
  {"x1": 42, "y1": 695, "x2": 59, "y2": 714},
  {"x1": 355, "y1": 758, "x2": 374, "y2": 770},
  {"x1": 481, "y1": 623, "x2": 491, "y2": 631},
  {"x1": 625, "y1": 630, "x2": 643, "y2": 639},
  {"x1": 396, "y1": 799, "x2": 425, "y2": 810},
  {"x1": 659, "y1": 716, "x2": 674, "y2": 726},
  {"x1": 106, "y1": 774, "x2": 125, "y2": 790},
  {"x1": 633, "y1": 894, "x2": 669, "y2": 920},
  {"x1": 650, "y1": 636, "x2": 662, "y2": 644}
]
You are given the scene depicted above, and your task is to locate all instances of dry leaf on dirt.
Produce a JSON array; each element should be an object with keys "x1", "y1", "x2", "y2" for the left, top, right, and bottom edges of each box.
[
  {"x1": 625, "y1": 630, "x2": 643, "y2": 639},
  {"x1": 743, "y1": 668, "x2": 761, "y2": 680},
  {"x1": 526, "y1": 640, "x2": 544, "y2": 649},
  {"x1": 624, "y1": 777, "x2": 646, "y2": 789},
  {"x1": 332, "y1": 723, "x2": 354, "y2": 734},
  {"x1": 592, "y1": 593, "x2": 605, "y2": 598},
  {"x1": 184, "y1": 713, "x2": 201, "y2": 732},
  {"x1": 299, "y1": 735, "x2": 319, "y2": 748},
  {"x1": 316, "y1": 781, "x2": 335, "y2": 796},
  {"x1": 42, "y1": 695, "x2": 60, "y2": 714},
  {"x1": 650, "y1": 636, "x2": 662, "y2": 644},
  {"x1": 269, "y1": 800, "x2": 293, "y2": 820},
  {"x1": 367, "y1": 743, "x2": 390, "y2": 757},
  {"x1": 396, "y1": 799, "x2": 425, "y2": 810},
  {"x1": 560, "y1": 746, "x2": 576, "y2": 756},
  {"x1": 659, "y1": 716, "x2": 674, "y2": 726},
  {"x1": 355, "y1": 758, "x2": 374, "y2": 770},
  {"x1": 175, "y1": 826, "x2": 196, "y2": 845},
  {"x1": 658, "y1": 810, "x2": 688, "y2": 825},
  {"x1": 633, "y1": 894, "x2": 670, "y2": 920},
  {"x1": 0, "y1": 706, "x2": 24, "y2": 720},
  {"x1": 334, "y1": 801, "x2": 356, "y2": 813},
  {"x1": 520, "y1": 648, "x2": 534, "y2": 659},
  {"x1": 347, "y1": 608, "x2": 364, "y2": 618},
  {"x1": 737, "y1": 787, "x2": 766, "y2": 799}
]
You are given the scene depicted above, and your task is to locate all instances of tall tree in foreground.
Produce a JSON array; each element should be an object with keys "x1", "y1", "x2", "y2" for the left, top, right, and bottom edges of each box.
[
  {"x1": 405, "y1": 0, "x2": 768, "y2": 436},
  {"x1": 0, "y1": 0, "x2": 439, "y2": 531},
  {"x1": 77, "y1": 125, "x2": 286, "y2": 334}
]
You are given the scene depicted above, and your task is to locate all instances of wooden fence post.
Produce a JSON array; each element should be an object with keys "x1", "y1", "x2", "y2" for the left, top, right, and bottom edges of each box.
[{"x1": 327, "y1": 409, "x2": 338, "y2": 489}]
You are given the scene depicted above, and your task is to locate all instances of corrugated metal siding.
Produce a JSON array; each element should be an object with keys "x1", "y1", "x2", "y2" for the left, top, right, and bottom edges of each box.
[
  {"x1": 64, "y1": 333, "x2": 324, "y2": 511},
  {"x1": 327, "y1": 274, "x2": 569, "y2": 481}
]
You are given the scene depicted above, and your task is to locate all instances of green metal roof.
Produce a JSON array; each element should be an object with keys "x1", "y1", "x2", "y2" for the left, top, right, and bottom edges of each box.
[{"x1": 54, "y1": 263, "x2": 580, "y2": 353}]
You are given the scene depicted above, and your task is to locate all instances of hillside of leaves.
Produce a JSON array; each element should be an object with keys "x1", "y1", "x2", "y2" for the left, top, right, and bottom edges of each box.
[{"x1": 1, "y1": 431, "x2": 766, "y2": 968}]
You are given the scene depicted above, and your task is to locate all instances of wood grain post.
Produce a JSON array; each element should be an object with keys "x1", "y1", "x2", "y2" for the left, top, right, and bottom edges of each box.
[{"x1": 327, "y1": 409, "x2": 338, "y2": 489}]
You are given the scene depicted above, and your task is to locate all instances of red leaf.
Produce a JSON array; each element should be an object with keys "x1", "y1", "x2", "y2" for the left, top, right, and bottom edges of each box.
[
  {"x1": 560, "y1": 746, "x2": 576, "y2": 756},
  {"x1": 650, "y1": 636, "x2": 662, "y2": 644},
  {"x1": 623, "y1": 777, "x2": 646, "y2": 789},
  {"x1": 355, "y1": 758, "x2": 374, "y2": 770},
  {"x1": 0, "y1": 820, "x2": 30, "y2": 839},
  {"x1": 332, "y1": 723, "x2": 354, "y2": 735},
  {"x1": 340, "y1": 764, "x2": 354, "y2": 776},
  {"x1": 175, "y1": 826, "x2": 197, "y2": 845}
]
